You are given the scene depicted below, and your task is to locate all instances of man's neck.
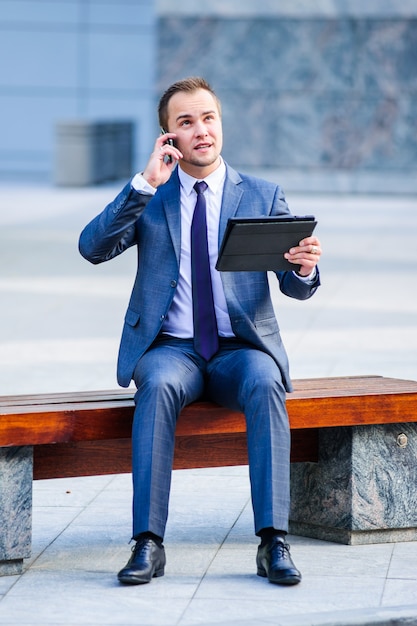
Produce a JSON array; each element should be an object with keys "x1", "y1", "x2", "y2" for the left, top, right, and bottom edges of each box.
[{"x1": 178, "y1": 157, "x2": 222, "y2": 180}]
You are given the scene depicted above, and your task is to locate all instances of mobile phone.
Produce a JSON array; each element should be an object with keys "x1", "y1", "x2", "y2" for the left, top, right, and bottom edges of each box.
[{"x1": 160, "y1": 128, "x2": 174, "y2": 163}]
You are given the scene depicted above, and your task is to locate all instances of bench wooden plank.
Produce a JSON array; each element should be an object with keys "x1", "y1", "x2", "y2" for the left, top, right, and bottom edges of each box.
[
  {"x1": 1, "y1": 376, "x2": 416, "y2": 479},
  {"x1": 32, "y1": 428, "x2": 320, "y2": 480},
  {"x1": 2, "y1": 375, "x2": 415, "y2": 407},
  {"x1": 0, "y1": 376, "x2": 417, "y2": 478},
  {"x1": 1, "y1": 377, "x2": 417, "y2": 449}
]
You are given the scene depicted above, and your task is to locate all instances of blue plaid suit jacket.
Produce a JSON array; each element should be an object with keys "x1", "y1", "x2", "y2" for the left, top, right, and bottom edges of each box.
[{"x1": 79, "y1": 164, "x2": 320, "y2": 390}]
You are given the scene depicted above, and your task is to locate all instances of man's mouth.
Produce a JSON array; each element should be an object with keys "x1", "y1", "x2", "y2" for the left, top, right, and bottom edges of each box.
[{"x1": 195, "y1": 143, "x2": 212, "y2": 151}]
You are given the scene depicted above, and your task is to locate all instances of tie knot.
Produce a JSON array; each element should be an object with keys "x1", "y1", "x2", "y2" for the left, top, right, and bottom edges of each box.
[{"x1": 194, "y1": 181, "x2": 208, "y2": 195}]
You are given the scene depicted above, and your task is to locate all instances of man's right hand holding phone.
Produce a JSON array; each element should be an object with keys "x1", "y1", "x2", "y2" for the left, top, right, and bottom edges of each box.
[{"x1": 142, "y1": 132, "x2": 182, "y2": 189}]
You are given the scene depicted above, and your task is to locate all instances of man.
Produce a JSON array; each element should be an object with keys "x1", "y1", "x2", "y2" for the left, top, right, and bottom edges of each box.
[{"x1": 79, "y1": 77, "x2": 321, "y2": 587}]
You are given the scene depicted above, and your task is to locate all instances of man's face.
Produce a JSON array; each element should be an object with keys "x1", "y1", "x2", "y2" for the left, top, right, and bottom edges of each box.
[{"x1": 166, "y1": 88, "x2": 223, "y2": 178}]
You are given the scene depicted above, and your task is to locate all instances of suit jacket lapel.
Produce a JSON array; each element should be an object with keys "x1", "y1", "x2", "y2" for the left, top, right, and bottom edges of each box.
[
  {"x1": 159, "y1": 169, "x2": 181, "y2": 265},
  {"x1": 218, "y1": 165, "x2": 243, "y2": 247}
]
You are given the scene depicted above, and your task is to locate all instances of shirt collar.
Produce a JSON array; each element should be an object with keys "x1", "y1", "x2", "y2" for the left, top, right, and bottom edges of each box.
[{"x1": 178, "y1": 157, "x2": 226, "y2": 197}]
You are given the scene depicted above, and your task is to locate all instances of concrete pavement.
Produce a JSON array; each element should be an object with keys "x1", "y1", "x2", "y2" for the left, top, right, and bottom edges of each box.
[{"x1": 0, "y1": 181, "x2": 416, "y2": 625}]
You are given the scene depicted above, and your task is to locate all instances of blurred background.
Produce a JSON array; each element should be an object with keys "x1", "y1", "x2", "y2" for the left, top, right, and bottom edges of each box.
[
  {"x1": 1, "y1": 0, "x2": 416, "y2": 395},
  {"x1": 1, "y1": 0, "x2": 417, "y2": 192}
]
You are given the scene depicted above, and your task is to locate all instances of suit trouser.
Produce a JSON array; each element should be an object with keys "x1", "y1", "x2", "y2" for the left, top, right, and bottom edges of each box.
[{"x1": 131, "y1": 337, "x2": 290, "y2": 540}]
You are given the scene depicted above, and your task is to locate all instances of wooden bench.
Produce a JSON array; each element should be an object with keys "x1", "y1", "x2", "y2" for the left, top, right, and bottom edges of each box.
[{"x1": 1, "y1": 375, "x2": 417, "y2": 575}]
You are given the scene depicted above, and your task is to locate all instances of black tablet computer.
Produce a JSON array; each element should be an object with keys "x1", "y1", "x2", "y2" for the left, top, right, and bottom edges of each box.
[{"x1": 216, "y1": 215, "x2": 317, "y2": 272}]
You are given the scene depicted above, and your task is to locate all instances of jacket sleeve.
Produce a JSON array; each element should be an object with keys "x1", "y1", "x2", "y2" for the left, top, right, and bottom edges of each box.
[
  {"x1": 270, "y1": 184, "x2": 321, "y2": 300},
  {"x1": 78, "y1": 182, "x2": 152, "y2": 265},
  {"x1": 277, "y1": 268, "x2": 321, "y2": 300}
]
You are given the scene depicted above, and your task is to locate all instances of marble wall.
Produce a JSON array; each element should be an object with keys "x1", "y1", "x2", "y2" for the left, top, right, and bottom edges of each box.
[{"x1": 157, "y1": 3, "x2": 417, "y2": 192}]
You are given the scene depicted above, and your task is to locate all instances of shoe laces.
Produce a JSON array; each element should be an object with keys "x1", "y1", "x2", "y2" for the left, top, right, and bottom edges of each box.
[
  {"x1": 271, "y1": 537, "x2": 291, "y2": 560},
  {"x1": 131, "y1": 537, "x2": 151, "y2": 557}
]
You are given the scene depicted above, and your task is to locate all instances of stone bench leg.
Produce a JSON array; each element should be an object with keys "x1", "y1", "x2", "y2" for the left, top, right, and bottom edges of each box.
[
  {"x1": 0, "y1": 446, "x2": 33, "y2": 575},
  {"x1": 289, "y1": 423, "x2": 417, "y2": 545}
]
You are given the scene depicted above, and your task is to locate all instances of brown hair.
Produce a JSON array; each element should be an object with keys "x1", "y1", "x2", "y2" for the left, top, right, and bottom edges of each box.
[{"x1": 158, "y1": 77, "x2": 221, "y2": 131}]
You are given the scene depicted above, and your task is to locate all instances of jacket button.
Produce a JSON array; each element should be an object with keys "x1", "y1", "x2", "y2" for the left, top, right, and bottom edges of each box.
[
  {"x1": 160, "y1": 315, "x2": 165, "y2": 321},
  {"x1": 170, "y1": 280, "x2": 177, "y2": 288}
]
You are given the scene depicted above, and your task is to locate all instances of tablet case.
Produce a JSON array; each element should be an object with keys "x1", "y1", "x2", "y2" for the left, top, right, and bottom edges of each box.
[{"x1": 216, "y1": 216, "x2": 317, "y2": 272}]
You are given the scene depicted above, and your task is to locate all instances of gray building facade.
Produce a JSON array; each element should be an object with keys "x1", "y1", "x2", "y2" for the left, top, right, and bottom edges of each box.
[{"x1": 1, "y1": 0, "x2": 416, "y2": 192}]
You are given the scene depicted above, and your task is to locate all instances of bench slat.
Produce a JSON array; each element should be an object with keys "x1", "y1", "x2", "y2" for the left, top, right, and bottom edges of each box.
[
  {"x1": 1, "y1": 376, "x2": 417, "y2": 448},
  {"x1": 2, "y1": 375, "x2": 416, "y2": 407},
  {"x1": 32, "y1": 428, "x2": 319, "y2": 479}
]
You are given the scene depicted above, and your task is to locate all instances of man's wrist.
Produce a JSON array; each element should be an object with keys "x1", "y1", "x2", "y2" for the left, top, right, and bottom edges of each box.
[
  {"x1": 131, "y1": 172, "x2": 157, "y2": 195},
  {"x1": 294, "y1": 267, "x2": 317, "y2": 282}
]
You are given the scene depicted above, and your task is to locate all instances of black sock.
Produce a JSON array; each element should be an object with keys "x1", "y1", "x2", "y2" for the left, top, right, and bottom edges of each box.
[
  {"x1": 134, "y1": 531, "x2": 164, "y2": 547},
  {"x1": 258, "y1": 527, "x2": 287, "y2": 546}
]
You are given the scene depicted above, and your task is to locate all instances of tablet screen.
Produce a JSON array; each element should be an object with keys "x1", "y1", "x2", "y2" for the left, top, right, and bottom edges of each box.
[{"x1": 216, "y1": 216, "x2": 317, "y2": 272}]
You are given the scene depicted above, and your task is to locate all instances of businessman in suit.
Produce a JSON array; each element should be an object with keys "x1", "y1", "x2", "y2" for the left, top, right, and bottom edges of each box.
[{"x1": 79, "y1": 77, "x2": 321, "y2": 586}]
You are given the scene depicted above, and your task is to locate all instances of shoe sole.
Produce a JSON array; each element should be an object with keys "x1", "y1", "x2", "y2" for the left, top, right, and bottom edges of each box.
[
  {"x1": 118, "y1": 567, "x2": 165, "y2": 585},
  {"x1": 257, "y1": 567, "x2": 301, "y2": 586}
]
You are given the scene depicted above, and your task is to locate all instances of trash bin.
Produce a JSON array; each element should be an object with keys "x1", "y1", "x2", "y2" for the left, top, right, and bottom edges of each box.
[{"x1": 54, "y1": 120, "x2": 134, "y2": 186}]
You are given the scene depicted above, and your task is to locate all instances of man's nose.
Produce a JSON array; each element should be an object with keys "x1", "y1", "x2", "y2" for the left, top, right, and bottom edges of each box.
[{"x1": 195, "y1": 121, "x2": 208, "y2": 136}]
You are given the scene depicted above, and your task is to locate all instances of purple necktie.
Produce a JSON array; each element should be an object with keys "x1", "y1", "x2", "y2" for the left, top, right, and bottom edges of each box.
[{"x1": 191, "y1": 181, "x2": 219, "y2": 360}]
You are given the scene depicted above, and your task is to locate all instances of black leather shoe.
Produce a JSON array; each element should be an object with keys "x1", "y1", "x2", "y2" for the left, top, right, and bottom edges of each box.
[
  {"x1": 257, "y1": 536, "x2": 301, "y2": 585},
  {"x1": 117, "y1": 537, "x2": 166, "y2": 585}
]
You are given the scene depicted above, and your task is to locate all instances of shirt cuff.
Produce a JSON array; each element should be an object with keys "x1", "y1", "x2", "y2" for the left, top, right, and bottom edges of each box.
[
  {"x1": 131, "y1": 173, "x2": 157, "y2": 195},
  {"x1": 293, "y1": 267, "x2": 317, "y2": 282}
]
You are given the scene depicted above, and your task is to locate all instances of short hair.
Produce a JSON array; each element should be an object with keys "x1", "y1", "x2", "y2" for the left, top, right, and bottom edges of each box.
[{"x1": 158, "y1": 77, "x2": 222, "y2": 131}]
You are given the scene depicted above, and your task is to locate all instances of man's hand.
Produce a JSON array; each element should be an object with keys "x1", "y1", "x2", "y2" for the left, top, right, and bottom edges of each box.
[
  {"x1": 142, "y1": 133, "x2": 183, "y2": 189},
  {"x1": 284, "y1": 236, "x2": 322, "y2": 277}
]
